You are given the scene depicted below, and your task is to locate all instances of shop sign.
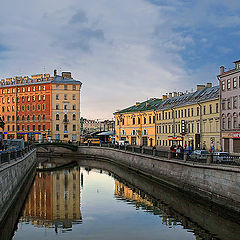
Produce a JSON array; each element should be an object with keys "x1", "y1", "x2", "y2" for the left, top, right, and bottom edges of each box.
[
  {"x1": 168, "y1": 136, "x2": 183, "y2": 141},
  {"x1": 233, "y1": 132, "x2": 240, "y2": 138}
]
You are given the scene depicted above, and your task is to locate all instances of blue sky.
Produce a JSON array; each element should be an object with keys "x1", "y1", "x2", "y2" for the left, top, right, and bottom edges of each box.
[{"x1": 0, "y1": 0, "x2": 239, "y2": 119}]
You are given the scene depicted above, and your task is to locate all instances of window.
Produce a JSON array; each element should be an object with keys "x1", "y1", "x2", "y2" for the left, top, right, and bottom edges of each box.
[
  {"x1": 33, "y1": 96, "x2": 36, "y2": 101},
  {"x1": 56, "y1": 94, "x2": 59, "y2": 100},
  {"x1": 73, "y1": 94, "x2": 76, "y2": 100},
  {"x1": 209, "y1": 104, "x2": 212, "y2": 114},
  {"x1": 149, "y1": 116, "x2": 151, "y2": 124},
  {"x1": 228, "y1": 116, "x2": 231, "y2": 129},
  {"x1": 133, "y1": 118, "x2": 135, "y2": 125},
  {"x1": 191, "y1": 108, "x2": 194, "y2": 116},
  {"x1": 216, "y1": 103, "x2": 219, "y2": 113},
  {"x1": 38, "y1": 115, "x2": 41, "y2": 120},
  {"x1": 56, "y1": 124, "x2": 59, "y2": 131},
  {"x1": 38, "y1": 86, "x2": 41, "y2": 91},
  {"x1": 73, "y1": 125, "x2": 76, "y2": 131},
  {"x1": 43, "y1": 115, "x2": 45, "y2": 120},
  {"x1": 33, "y1": 86, "x2": 36, "y2": 91},
  {"x1": 233, "y1": 116, "x2": 238, "y2": 128},
  {"x1": 64, "y1": 104, "x2": 68, "y2": 110},
  {"x1": 38, "y1": 105, "x2": 41, "y2": 110},
  {"x1": 43, "y1": 86, "x2": 46, "y2": 91},
  {"x1": 222, "y1": 80, "x2": 225, "y2": 91},
  {"x1": 197, "y1": 107, "x2": 199, "y2": 116},
  {"x1": 22, "y1": 116, "x2": 25, "y2": 121},
  {"x1": 22, "y1": 125, "x2": 25, "y2": 131},
  {"x1": 22, "y1": 87, "x2": 25, "y2": 92},
  {"x1": 12, "y1": 125, "x2": 15, "y2": 131},
  {"x1": 64, "y1": 94, "x2": 67, "y2": 100},
  {"x1": 144, "y1": 117, "x2": 146, "y2": 124},
  {"x1": 73, "y1": 104, "x2": 76, "y2": 110},
  {"x1": 56, "y1": 114, "x2": 59, "y2": 120},
  {"x1": 222, "y1": 100, "x2": 226, "y2": 110},
  {"x1": 27, "y1": 105, "x2": 30, "y2": 111},
  {"x1": 227, "y1": 79, "x2": 231, "y2": 89},
  {"x1": 33, "y1": 105, "x2": 35, "y2": 111},
  {"x1": 38, "y1": 125, "x2": 41, "y2": 131},
  {"x1": 64, "y1": 125, "x2": 68, "y2": 131},
  {"x1": 33, "y1": 125, "x2": 35, "y2": 131},
  {"x1": 32, "y1": 115, "x2": 35, "y2": 120},
  {"x1": 72, "y1": 85, "x2": 76, "y2": 90},
  {"x1": 227, "y1": 98, "x2": 231, "y2": 110},
  {"x1": 43, "y1": 95, "x2": 46, "y2": 100},
  {"x1": 153, "y1": 116, "x2": 155, "y2": 123},
  {"x1": 73, "y1": 114, "x2": 76, "y2": 120},
  {"x1": 12, "y1": 116, "x2": 14, "y2": 121},
  {"x1": 233, "y1": 77, "x2": 237, "y2": 88},
  {"x1": 188, "y1": 109, "x2": 190, "y2": 117},
  {"x1": 233, "y1": 96, "x2": 237, "y2": 109},
  {"x1": 38, "y1": 95, "x2": 41, "y2": 101},
  {"x1": 28, "y1": 87, "x2": 30, "y2": 92},
  {"x1": 64, "y1": 85, "x2": 67, "y2": 90},
  {"x1": 27, "y1": 115, "x2": 30, "y2": 120},
  {"x1": 22, "y1": 96, "x2": 25, "y2": 102},
  {"x1": 27, "y1": 125, "x2": 30, "y2": 131},
  {"x1": 203, "y1": 106, "x2": 206, "y2": 115},
  {"x1": 56, "y1": 85, "x2": 59, "y2": 90},
  {"x1": 138, "y1": 117, "x2": 140, "y2": 124},
  {"x1": 43, "y1": 125, "x2": 45, "y2": 131},
  {"x1": 56, "y1": 104, "x2": 59, "y2": 110}
]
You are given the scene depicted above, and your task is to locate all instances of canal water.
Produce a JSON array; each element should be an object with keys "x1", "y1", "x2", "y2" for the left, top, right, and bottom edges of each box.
[{"x1": 8, "y1": 159, "x2": 240, "y2": 240}]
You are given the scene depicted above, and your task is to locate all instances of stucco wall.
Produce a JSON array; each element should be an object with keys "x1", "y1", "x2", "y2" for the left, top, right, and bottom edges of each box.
[
  {"x1": 77, "y1": 146, "x2": 240, "y2": 212},
  {"x1": 0, "y1": 149, "x2": 36, "y2": 223}
]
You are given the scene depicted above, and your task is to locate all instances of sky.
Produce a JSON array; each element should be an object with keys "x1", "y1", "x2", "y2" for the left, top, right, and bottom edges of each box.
[{"x1": 0, "y1": 0, "x2": 240, "y2": 119}]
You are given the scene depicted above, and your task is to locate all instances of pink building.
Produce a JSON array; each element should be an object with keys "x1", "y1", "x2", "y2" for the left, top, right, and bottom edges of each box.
[{"x1": 218, "y1": 60, "x2": 240, "y2": 153}]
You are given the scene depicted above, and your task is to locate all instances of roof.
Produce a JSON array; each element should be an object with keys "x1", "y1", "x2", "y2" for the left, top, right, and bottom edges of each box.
[
  {"x1": 115, "y1": 98, "x2": 162, "y2": 114},
  {"x1": 52, "y1": 76, "x2": 82, "y2": 85},
  {"x1": 157, "y1": 86, "x2": 219, "y2": 110}
]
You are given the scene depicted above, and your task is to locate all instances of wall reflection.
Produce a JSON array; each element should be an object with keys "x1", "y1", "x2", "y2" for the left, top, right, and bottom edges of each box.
[{"x1": 19, "y1": 167, "x2": 82, "y2": 232}]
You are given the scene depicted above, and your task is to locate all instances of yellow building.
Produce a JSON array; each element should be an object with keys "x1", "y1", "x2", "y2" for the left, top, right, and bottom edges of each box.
[
  {"x1": 114, "y1": 98, "x2": 162, "y2": 146},
  {"x1": 156, "y1": 84, "x2": 220, "y2": 150},
  {"x1": 51, "y1": 71, "x2": 82, "y2": 141}
]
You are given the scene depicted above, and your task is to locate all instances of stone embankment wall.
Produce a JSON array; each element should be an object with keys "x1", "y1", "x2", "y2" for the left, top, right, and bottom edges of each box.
[
  {"x1": 78, "y1": 146, "x2": 240, "y2": 213},
  {"x1": 0, "y1": 149, "x2": 36, "y2": 223}
]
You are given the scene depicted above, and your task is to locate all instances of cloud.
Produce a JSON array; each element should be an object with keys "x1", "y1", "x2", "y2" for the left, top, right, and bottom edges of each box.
[{"x1": 0, "y1": 0, "x2": 239, "y2": 119}]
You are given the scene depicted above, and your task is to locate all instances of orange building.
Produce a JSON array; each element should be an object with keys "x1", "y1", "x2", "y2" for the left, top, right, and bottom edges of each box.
[{"x1": 0, "y1": 71, "x2": 82, "y2": 141}]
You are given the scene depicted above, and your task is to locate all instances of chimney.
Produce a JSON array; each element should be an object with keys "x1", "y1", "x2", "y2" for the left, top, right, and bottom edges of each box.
[
  {"x1": 62, "y1": 71, "x2": 72, "y2": 79},
  {"x1": 54, "y1": 69, "x2": 57, "y2": 77},
  {"x1": 162, "y1": 95, "x2": 167, "y2": 101},
  {"x1": 136, "y1": 102, "x2": 140, "y2": 106},
  {"x1": 206, "y1": 83, "x2": 212, "y2": 88},
  {"x1": 220, "y1": 66, "x2": 224, "y2": 75},
  {"x1": 168, "y1": 93, "x2": 172, "y2": 98},
  {"x1": 196, "y1": 85, "x2": 205, "y2": 91}
]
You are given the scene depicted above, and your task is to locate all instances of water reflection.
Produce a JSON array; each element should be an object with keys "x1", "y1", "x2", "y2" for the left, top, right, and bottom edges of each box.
[
  {"x1": 10, "y1": 158, "x2": 240, "y2": 240},
  {"x1": 19, "y1": 167, "x2": 82, "y2": 232}
]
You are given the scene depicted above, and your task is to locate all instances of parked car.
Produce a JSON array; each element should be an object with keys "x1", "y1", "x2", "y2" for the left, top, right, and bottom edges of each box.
[
  {"x1": 190, "y1": 150, "x2": 209, "y2": 160},
  {"x1": 213, "y1": 152, "x2": 232, "y2": 163},
  {"x1": 118, "y1": 140, "x2": 129, "y2": 146}
]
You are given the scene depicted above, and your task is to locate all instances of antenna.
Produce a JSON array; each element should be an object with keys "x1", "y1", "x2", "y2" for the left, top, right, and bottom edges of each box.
[{"x1": 43, "y1": 66, "x2": 46, "y2": 73}]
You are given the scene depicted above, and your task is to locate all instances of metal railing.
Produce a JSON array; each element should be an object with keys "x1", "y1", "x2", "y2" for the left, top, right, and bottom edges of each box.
[
  {"x1": 81, "y1": 143, "x2": 240, "y2": 166},
  {"x1": 0, "y1": 145, "x2": 35, "y2": 166}
]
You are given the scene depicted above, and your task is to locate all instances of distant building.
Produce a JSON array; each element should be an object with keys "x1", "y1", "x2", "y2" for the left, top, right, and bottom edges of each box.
[
  {"x1": 0, "y1": 70, "x2": 82, "y2": 142},
  {"x1": 81, "y1": 118, "x2": 115, "y2": 135},
  {"x1": 218, "y1": 60, "x2": 240, "y2": 153}
]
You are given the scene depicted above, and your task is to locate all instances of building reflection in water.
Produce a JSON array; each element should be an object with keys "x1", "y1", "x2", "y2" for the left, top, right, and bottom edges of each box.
[
  {"x1": 19, "y1": 167, "x2": 82, "y2": 233},
  {"x1": 115, "y1": 180, "x2": 206, "y2": 240}
]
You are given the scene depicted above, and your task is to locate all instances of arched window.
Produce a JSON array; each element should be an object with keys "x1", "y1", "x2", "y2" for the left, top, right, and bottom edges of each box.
[
  {"x1": 32, "y1": 115, "x2": 35, "y2": 121},
  {"x1": 227, "y1": 114, "x2": 231, "y2": 129},
  {"x1": 56, "y1": 114, "x2": 59, "y2": 120},
  {"x1": 132, "y1": 129, "x2": 136, "y2": 135},
  {"x1": 64, "y1": 114, "x2": 68, "y2": 121},
  {"x1": 233, "y1": 113, "x2": 238, "y2": 129},
  {"x1": 73, "y1": 114, "x2": 76, "y2": 120},
  {"x1": 38, "y1": 115, "x2": 41, "y2": 121},
  {"x1": 143, "y1": 129, "x2": 147, "y2": 135},
  {"x1": 27, "y1": 115, "x2": 30, "y2": 121},
  {"x1": 22, "y1": 116, "x2": 25, "y2": 121}
]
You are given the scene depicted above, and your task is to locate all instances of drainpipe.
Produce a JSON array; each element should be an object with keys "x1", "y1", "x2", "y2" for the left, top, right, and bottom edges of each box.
[
  {"x1": 197, "y1": 102, "x2": 202, "y2": 149},
  {"x1": 217, "y1": 75, "x2": 222, "y2": 151}
]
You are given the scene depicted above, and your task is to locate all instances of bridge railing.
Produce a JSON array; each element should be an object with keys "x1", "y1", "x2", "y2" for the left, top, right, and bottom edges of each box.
[
  {"x1": 80, "y1": 142, "x2": 240, "y2": 166},
  {"x1": 0, "y1": 145, "x2": 35, "y2": 166}
]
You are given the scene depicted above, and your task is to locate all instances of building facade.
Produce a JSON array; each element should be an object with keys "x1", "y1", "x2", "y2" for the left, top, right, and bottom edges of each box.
[
  {"x1": 114, "y1": 98, "x2": 162, "y2": 146},
  {"x1": 155, "y1": 84, "x2": 220, "y2": 151},
  {"x1": 218, "y1": 60, "x2": 240, "y2": 153},
  {"x1": 0, "y1": 70, "x2": 82, "y2": 142}
]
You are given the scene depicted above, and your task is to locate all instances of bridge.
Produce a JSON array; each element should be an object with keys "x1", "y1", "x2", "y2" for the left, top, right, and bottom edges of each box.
[{"x1": 34, "y1": 141, "x2": 78, "y2": 151}]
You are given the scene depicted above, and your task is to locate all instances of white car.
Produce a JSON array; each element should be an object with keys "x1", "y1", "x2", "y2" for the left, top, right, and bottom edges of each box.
[
  {"x1": 213, "y1": 152, "x2": 232, "y2": 163},
  {"x1": 190, "y1": 150, "x2": 209, "y2": 160}
]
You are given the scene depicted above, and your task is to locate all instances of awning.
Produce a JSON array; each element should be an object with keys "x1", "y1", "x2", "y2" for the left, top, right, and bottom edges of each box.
[{"x1": 97, "y1": 131, "x2": 115, "y2": 136}]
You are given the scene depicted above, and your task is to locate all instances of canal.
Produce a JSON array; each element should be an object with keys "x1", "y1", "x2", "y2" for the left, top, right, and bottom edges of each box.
[{"x1": 3, "y1": 157, "x2": 240, "y2": 240}]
